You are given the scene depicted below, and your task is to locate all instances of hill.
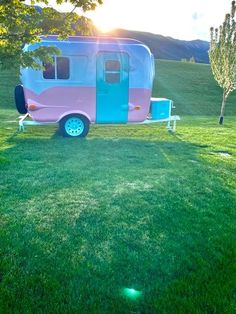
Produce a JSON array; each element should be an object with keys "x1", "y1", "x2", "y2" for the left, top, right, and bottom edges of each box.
[
  {"x1": 1, "y1": 60, "x2": 235, "y2": 117},
  {"x1": 153, "y1": 60, "x2": 236, "y2": 116},
  {"x1": 106, "y1": 29, "x2": 210, "y2": 64}
]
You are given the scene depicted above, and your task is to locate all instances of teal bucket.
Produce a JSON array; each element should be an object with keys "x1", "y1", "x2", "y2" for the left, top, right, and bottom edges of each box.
[{"x1": 151, "y1": 98, "x2": 172, "y2": 120}]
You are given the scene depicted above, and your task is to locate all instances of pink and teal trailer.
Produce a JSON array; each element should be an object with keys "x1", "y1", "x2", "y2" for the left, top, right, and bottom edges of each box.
[{"x1": 16, "y1": 36, "x2": 179, "y2": 137}]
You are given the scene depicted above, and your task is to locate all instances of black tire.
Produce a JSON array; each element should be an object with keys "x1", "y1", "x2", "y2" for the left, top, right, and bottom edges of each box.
[
  {"x1": 59, "y1": 114, "x2": 90, "y2": 138},
  {"x1": 15, "y1": 85, "x2": 27, "y2": 114}
]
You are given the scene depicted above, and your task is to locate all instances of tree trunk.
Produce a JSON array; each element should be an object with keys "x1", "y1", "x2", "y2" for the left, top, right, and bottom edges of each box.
[{"x1": 219, "y1": 91, "x2": 227, "y2": 125}]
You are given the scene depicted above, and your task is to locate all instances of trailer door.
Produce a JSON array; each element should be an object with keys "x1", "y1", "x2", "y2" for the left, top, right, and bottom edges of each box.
[{"x1": 96, "y1": 52, "x2": 129, "y2": 123}]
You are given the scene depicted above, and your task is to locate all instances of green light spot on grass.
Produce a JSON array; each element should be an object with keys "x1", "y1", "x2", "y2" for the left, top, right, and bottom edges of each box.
[{"x1": 123, "y1": 288, "x2": 142, "y2": 300}]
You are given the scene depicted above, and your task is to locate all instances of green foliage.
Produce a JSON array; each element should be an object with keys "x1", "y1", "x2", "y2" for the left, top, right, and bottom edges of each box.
[
  {"x1": 0, "y1": 0, "x2": 102, "y2": 69},
  {"x1": 209, "y1": 1, "x2": 236, "y2": 122}
]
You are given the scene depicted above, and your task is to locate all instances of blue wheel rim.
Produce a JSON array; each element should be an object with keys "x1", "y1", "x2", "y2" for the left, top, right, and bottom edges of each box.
[{"x1": 65, "y1": 117, "x2": 84, "y2": 136}]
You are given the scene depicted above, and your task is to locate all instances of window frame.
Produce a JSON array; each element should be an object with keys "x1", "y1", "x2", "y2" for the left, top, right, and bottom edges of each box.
[
  {"x1": 104, "y1": 59, "x2": 121, "y2": 84},
  {"x1": 43, "y1": 56, "x2": 70, "y2": 80}
]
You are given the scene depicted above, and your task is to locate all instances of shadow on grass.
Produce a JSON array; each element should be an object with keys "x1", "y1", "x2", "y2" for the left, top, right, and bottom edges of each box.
[{"x1": 0, "y1": 131, "x2": 235, "y2": 313}]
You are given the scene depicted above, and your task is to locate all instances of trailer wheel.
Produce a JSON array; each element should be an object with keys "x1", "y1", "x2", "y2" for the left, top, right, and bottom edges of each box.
[
  {"x1": 14, "y1": 85, "x2": 27, "y2": 114},
  {"x1": 59, "y1": 114, "x2": 90, "y2": 137}
]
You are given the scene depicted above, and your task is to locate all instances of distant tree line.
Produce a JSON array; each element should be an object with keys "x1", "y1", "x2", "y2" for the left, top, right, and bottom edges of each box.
[{"x1": 181, "y1": 57, "x2": 196, "y2": 63}]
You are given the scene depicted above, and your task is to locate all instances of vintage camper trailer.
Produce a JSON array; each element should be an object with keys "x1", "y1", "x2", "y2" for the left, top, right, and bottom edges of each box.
[{"x1": 15, "y1": 36, "x2": 179, "y2": 136}]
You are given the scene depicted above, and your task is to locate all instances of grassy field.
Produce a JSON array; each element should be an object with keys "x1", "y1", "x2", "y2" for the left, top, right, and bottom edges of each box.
[
  {"x1": 0, "y1": 60, "x2": 236, "y2": 313},
  {"x1": 153, "y1": 60, "x2": 236, "y2": 116}
]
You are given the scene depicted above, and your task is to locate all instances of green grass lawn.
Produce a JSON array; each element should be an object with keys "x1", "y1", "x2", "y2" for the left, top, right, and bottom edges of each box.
[{"x1": 0, "y1": 60, "x2": 236, "y2": 313}]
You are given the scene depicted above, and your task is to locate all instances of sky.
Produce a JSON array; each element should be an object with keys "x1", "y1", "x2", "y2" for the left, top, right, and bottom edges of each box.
[{"x1": 33, "y1": 0, "x2": 232, "y2": 41}]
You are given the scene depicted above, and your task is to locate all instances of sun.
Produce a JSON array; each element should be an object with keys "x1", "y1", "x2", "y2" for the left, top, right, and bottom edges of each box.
[
  {"x1": 96, "y1": 24, "x2": 115, "y2": 34},
  {"x1": 92, "y1": 16, "x2": 116, "y2": 33}
]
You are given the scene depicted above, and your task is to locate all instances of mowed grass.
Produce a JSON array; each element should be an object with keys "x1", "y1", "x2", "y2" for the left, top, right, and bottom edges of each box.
[
  {"x1": 0, "y1": 60, "x2": 236, "y2": 313},
  {"x1": 154, "y1": 60, "x2": 236, "y2": 116}
]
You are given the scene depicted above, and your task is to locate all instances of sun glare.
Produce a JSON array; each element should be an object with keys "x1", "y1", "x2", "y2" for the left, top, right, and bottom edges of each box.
[{"x1": 92, "y1": 17, "x2": 116, "y2": 33}]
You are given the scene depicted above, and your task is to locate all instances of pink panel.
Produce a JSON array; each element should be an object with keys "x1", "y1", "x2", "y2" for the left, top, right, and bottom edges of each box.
[
  {"x1": 128, "y1": 88, "x2": 151, "y2": 122},
  {"x1": 24, "y1": 87, "x2": 96, "y2": 122},
  {"x1": 23, "y1": 87, "x2": 151, "y2": 123}
]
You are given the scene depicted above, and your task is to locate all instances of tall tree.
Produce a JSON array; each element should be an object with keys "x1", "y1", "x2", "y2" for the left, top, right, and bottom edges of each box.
[
  {"x1": 209, "y1": 1, "x2": 236, "y2": 124},
  {"x1": 0, "y1": 0, "x2": 102, "y2": 70}
]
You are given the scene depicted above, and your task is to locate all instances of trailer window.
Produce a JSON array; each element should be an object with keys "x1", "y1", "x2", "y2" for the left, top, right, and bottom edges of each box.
[
  {"x1": 43, "y1": 61, "x2": 55, "y2": 79},
  {"x1": 105, "y1": 60, "x2": 120, "y2": 84},
  {"x1": 43, "y1": 57, "x2": 70, "y2": 80},
  {"x1": 105, "y1": 60, "x2": 120, "y2": 71},
  {"x1": 57, "y1": 57, "x2": 69, "y2": 79},
  {"x1": 105, "y1": 73, "x2": 120, "y2": 83}
]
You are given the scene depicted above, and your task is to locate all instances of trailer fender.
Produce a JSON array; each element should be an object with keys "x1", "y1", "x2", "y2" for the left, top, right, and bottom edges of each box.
[{"x1": 58, "y1": 110, "x2": 91, "y2": 124}]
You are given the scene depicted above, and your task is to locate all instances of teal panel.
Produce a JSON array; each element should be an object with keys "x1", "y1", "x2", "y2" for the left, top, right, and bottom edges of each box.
[{"x1": 96, "y1": 52, "x2": 129, "y2": 123}]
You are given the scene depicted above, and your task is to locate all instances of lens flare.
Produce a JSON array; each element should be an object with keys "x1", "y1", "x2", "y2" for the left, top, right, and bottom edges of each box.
[{"x1": 122, "y1": 288, "x2": 142, "y2": 300}]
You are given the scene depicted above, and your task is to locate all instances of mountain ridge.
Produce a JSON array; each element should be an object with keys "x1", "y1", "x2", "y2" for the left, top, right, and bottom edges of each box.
[
  {"x1": 33, "y1": 5, "x2": 209, "y2": 64},
  {"x1": 104, "y1": 29, "x2": 210, "y2": 64}
]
